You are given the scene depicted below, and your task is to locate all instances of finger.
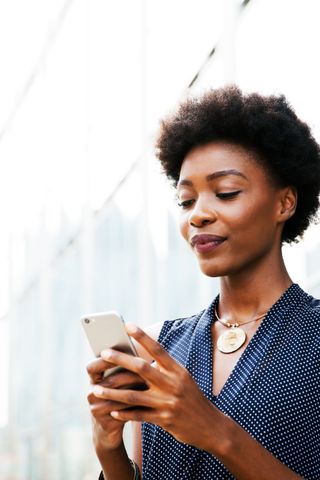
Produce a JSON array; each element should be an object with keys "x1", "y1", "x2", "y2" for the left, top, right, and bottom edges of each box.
[
  {"x1": 102, "y1": 371, "x2": 145, "y2": 390},
  {"x1": 86, "y1": 357, "x2": 118, "y2": 383},
  {"x1": 100, "y1": 349, "x2": 167, "y2": 386},
  {"x1": 88, "y1": 389, "x2": 131, "y2": 408},
  {"x1": 90, "y1": 399, "x2": 131, "y2": 416},
  {"x1": 110, "y1": 408, "x2": 159, "y2": 424},
  {"x1": 125, "y1": 324, "x2": 179, "y2": 371},
  {"x1": 92, "y1": 385, "x2": 158, "y2": 408}
]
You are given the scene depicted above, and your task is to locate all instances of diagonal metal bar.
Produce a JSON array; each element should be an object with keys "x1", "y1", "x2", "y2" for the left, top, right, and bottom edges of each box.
[{"x1": 187, "y1": 0, "x2": 252, "y2": 90}]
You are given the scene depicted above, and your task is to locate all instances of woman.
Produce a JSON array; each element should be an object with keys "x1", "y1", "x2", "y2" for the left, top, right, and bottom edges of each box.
[{"x1": 87, "y1": 86, "x2": 320, "y2": 479}]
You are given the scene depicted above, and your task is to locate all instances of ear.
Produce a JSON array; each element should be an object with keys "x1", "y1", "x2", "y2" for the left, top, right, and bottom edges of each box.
[{"x1": 278, "y1": 186, "x2": 297, "y2": 222}]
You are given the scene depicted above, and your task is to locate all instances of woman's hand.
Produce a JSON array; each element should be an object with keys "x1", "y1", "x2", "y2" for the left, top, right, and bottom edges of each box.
[
  {"x1": 92, "y1": 324, "x2": 218, "y2": 451},
  {"x1": 86, "y1": 356, "x2": 146, "y2": 453}
]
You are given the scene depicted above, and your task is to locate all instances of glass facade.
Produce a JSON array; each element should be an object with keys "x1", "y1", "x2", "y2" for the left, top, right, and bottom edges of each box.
[{"x1": 1, "y1": 0, "x2": 320, "y2": 478}]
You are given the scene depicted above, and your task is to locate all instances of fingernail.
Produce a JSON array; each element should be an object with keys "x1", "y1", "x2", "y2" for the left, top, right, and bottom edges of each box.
[
  {"x1": 93, "y1": 385, "x2": 104, "y2": 396},
  {"x1": 110, "y1": 411, "x2": 119, "y2": 418},
  {"x1": 101, "y1": 348, "x2": 112, "y2": 359},
  {"x1": 125, "y1": 323, "x2": 138, "y2": 334}
]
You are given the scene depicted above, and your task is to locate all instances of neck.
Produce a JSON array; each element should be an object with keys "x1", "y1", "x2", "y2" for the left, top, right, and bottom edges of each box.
[{"x1": 218, "y1": 251, "x2": 293, "y2": 321}]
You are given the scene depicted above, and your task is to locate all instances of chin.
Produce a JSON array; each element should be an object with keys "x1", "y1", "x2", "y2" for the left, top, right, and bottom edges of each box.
[
  {"x1": 197, "y1": 255, "x2": 244, "y2": 278},
  {"x1": 198, "y1": 261, "x2": 227, "y2": 278}
]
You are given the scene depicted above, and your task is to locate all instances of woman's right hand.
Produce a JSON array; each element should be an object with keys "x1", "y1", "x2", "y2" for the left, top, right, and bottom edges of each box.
[{"x1": 86, "y1": 357, "x2": 146, "y2": 453}]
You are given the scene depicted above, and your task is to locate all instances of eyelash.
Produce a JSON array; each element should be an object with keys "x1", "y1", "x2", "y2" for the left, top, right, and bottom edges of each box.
[
  {"x1": 177, "y1": 199, "x2": 194, "y2": 208},
  {"x1": 216, "y1": 190, "x2": 241, "y2": 199},
  {"x1": 177, "y1": 191, "x2": 241, "y2": 208}
]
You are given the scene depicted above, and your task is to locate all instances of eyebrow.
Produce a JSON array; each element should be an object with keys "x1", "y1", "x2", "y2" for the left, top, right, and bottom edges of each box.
[{"x1": 177, "y1": 169, "x2": 248, "y2": 187}]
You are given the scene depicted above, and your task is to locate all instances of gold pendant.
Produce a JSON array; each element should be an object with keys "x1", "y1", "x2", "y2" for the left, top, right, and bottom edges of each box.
[{"x1": 217, "y1": 326, "x2": 246, "y2": 354}]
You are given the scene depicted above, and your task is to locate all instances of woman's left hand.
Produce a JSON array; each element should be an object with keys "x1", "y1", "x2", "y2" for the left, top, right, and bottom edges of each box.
[{"x1": 92, "y1": 324, "x2": 218, "y2": 451}]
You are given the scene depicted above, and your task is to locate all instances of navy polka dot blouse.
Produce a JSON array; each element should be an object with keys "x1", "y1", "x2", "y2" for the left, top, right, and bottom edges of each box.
[{"x1": 142, "y1": 284, "x2": 320, "y2": 479}]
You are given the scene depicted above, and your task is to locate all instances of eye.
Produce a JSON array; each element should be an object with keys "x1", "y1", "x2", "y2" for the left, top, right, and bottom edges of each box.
[
  {"x1": 177, "y1": 199, "x2": 195, "y2": 209},
  {"x1": 216, "y1": 190, "x2": 241, "y2": 200}
]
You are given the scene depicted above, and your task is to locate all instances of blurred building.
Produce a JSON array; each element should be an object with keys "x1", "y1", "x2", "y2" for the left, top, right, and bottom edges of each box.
[{"x1": 0, "y1": 0, "x2": 320, "y2": 478}]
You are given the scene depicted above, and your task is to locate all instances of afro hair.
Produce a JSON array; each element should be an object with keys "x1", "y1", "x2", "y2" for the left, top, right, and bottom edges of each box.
[{"x1": 156, "y1": 85, "x2": 320, "y2": 244}]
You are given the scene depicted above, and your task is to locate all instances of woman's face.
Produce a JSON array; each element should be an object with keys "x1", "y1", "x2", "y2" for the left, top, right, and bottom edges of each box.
[{"x1": 177, "y1": 141, "x2": 292, "y2": 278}]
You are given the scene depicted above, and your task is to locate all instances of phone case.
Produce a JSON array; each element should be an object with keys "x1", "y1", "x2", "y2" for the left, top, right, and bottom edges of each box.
[{"x1": 81, "y1": 310, "x2": 137, "y2": 357}]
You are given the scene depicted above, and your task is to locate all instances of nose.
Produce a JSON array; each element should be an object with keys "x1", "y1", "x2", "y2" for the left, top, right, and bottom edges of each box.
[{"x1": 188, "y1": 198, "x2": 217, "y2": 228}]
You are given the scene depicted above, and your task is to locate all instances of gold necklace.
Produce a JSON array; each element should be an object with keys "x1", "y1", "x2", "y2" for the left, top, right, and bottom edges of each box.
[{"x1": 214, "y1": 307, "x2": 267, "y2": 354}]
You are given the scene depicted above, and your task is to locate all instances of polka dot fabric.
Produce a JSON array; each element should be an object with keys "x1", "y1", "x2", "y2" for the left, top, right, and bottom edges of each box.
[{"x1": 142, "y1": 284, "x2": 320, "y2": 479}]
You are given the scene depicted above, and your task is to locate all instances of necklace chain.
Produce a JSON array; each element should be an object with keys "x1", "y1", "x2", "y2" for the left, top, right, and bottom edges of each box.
[{"x1": 214, "y1": 307, "x2": 267, "y2": 328}]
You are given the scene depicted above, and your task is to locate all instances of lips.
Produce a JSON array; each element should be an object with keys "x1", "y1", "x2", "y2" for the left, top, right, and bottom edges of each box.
[
  {"x1": 191, "y1": 234, "x2": 225, "y2": 246},
  {"x1": 190, "y1": 234, "x2": 226, "y2": 253}
]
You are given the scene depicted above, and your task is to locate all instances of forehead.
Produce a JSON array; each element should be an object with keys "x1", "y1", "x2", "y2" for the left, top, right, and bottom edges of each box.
[{"x1": 179, "y1": 141, "x2": 270, "y2": 183}]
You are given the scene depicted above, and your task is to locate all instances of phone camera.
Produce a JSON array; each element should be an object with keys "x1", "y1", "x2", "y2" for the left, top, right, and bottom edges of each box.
[{"x1": 84, "y1": 318, "x2": 90, "y2": 324}]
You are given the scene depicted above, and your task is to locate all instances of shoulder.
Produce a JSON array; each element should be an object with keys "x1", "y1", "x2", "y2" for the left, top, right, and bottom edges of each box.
[
  {"x1": 293, "y1": 287, "x2": 320, "y2": 350},
  {"x1": 156, "y1": 310, "x2": 207, "y2": 359},
  {"x1": 145, "y1": 310, "x2": 206, "y2": 341},
  {"x1": 136, "y1": 310, "x2": 206, "y2": 361},
  {"x1": 298, "y1": 288, "x2": 320, "y2": 319},
  {"x1": 285, "y1": 284, "x2": 320, "y2": 318},
  {"x1": 303, "y1": 293, "x2": 320, "y2": 312}
]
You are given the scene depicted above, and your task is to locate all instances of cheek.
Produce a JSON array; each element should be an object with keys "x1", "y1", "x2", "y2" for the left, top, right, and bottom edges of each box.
[
  {"x1": 179, "y1": 214, "x2": 189, "y2": 240},
  {"x1": 230, "y1": 198, "x2": 274, "y2": 227},
  {"x1": 228, "y1": 202, "x2": 278, "y2": 249}
]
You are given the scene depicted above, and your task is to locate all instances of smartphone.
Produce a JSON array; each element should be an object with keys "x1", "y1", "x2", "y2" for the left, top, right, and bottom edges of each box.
[{"x1": 81, "y1": 311, "x2": 138, "y2": 378}]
